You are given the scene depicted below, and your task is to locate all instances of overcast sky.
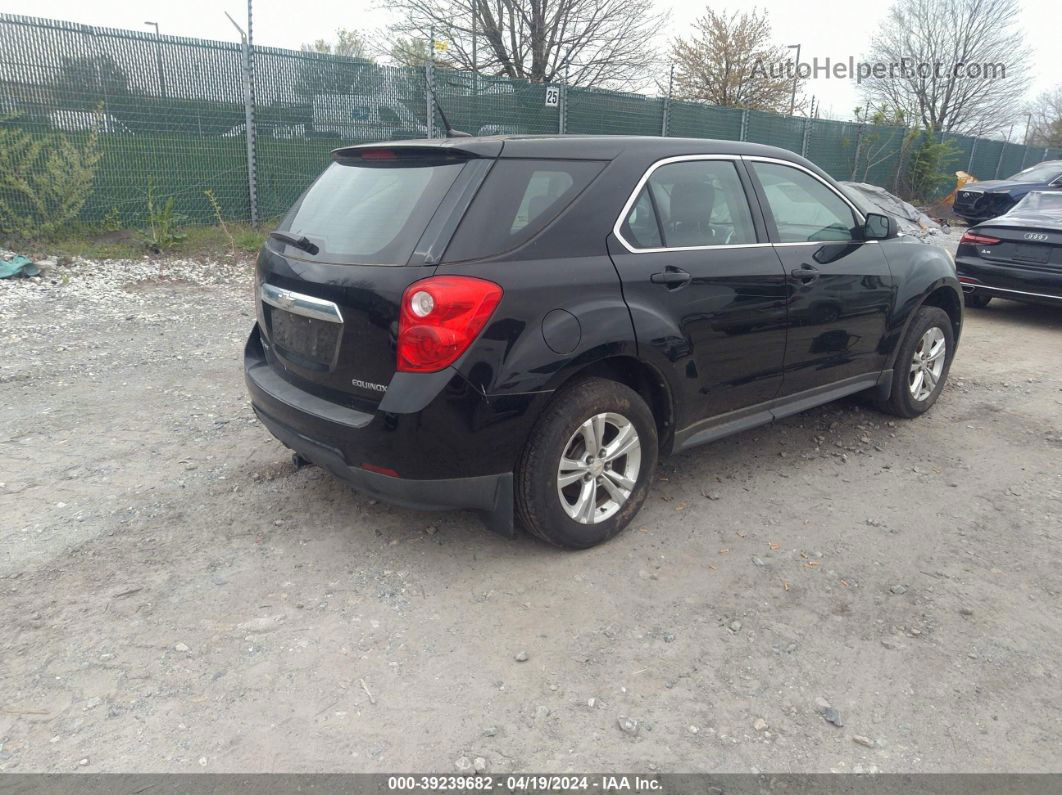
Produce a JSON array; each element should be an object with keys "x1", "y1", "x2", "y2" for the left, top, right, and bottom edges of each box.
[{"x1": 3, "y1": 0, "x2": 1058, "y2": 124}]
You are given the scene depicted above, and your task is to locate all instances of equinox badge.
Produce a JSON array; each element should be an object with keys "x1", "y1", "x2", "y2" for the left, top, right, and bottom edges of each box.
[{"x1": 352, "y1": 378, "x2": 387, "y2": 393}]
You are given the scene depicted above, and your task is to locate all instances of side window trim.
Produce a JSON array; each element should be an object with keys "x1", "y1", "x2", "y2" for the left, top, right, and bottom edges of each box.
[
  {"x1": 613, "y1": 154, "x2": 770, "y2": 253},
  {"x1": 744, "y1": 156, "x2": 866, "y2": 245},
  {"x1": 645, "y1": 184, "x2": 668, "y2": 247}
]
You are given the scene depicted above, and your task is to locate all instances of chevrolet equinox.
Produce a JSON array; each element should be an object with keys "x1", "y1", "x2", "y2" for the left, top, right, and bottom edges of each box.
[{"x1": 245, "y1": 136, "x2": 963, "y2": 548}]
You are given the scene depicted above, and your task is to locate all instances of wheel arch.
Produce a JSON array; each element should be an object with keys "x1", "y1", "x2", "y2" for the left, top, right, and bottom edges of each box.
[
  {"x1": 921, "y1": 284, "x2": 963, "y2": 343},
  {"x1": 547, "y1": 355, "x2": 676, "y2": 456},
  {"x1": 886, "y1": 278, "x2": 963, "y2": 371}
]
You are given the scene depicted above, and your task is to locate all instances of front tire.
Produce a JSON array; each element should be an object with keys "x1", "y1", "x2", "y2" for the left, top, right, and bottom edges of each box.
[
  {"x1": 515, "y1": 378, "x2": 658, "y2": 549},
  {"x1": 876, "y1": 306, "x2": 955, "y2": 418}
]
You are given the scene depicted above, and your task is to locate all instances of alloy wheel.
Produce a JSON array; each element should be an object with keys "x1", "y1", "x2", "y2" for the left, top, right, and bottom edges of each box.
[
  {"x1": 556, "y1": 412, "x2": 642, "y2": 524},
  {"x1": 909, "y1": 326, "x2": 946, "y2": 401}
]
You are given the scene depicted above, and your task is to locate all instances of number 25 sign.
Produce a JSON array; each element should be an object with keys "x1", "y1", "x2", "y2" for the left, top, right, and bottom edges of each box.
[{"x1": 544, "y1": 86, "x2": 560, "y2": 107}]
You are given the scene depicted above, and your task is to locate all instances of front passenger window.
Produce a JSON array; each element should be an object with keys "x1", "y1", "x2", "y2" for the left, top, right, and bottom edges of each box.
[{"x1": 751, "y1": 161, "x2": 857, "y2": 243}]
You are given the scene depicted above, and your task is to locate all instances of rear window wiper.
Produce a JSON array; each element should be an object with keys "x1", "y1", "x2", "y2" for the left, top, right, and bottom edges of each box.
[{"x1": 270, "y1": 231, "x2": 320, "y2": 255}]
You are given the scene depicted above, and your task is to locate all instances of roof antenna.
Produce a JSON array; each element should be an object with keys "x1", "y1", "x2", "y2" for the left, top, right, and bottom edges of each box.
[{"x1": 432, "y1": 94, "x2": 471, "y2": 138}]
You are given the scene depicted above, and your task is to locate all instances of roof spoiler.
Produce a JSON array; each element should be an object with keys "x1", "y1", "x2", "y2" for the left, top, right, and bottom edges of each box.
[{"x1": 332, "y1": 139, "x2": 503, "y2": 161}]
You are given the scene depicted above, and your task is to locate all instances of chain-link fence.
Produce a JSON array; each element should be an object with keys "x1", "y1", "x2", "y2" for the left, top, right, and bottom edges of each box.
[{"x1": 2, "y1": 12, "x2": 1061, "y2": 232}]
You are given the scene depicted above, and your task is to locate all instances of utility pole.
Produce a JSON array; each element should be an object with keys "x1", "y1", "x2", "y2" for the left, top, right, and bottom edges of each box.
[
  {"x1": 471, "y1": 1, "x2": 478, "y2": 131},
  {"x1": 471, "y1": 1, "x2": 477, "y2": 85},
  {"x1": 144, "y1": 21, "x2": 166, "y2": 98},
  {"x1": 787, "y1": 43, "x2": 801, "y2": 116}
]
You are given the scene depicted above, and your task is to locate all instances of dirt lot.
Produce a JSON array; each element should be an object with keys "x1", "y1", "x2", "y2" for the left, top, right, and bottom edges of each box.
[{"x1": 1, "y1": 250, "x2": 1060, "y2": 774}]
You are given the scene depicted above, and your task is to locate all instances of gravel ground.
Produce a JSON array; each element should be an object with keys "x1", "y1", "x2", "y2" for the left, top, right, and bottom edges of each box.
[{"x1": 1, "y1": 249, "x2": 1060, "y2": 773}]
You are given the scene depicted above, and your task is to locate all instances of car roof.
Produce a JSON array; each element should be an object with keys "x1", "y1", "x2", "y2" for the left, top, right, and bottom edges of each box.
[{"x1": 335, "y1": 134, "x2": 809, "y2": 164}]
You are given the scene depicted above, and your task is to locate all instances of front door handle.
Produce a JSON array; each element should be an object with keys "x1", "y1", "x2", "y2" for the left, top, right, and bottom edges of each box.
[
  {"x1": 650, "y1": 267, "x2": 692, "y2": 289},
  {"x1": 790, "y1": 264, "x2": 820, "y2": 283}
]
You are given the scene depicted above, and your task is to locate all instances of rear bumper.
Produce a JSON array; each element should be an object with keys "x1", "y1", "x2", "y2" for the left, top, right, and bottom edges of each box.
[
  {"x1": 244, "y1": 326, "x2": 519, "y2": 535},
  {"x1": 252, "y1": 403, "x2": 514, "y2": 533},
  {"x1": 956, "y1": 257, "x2": 1062, "y2": 304}
]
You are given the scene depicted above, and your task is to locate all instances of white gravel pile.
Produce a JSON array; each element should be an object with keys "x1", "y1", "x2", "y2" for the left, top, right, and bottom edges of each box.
[{"x1": 0, "y1": 255, "x2": 251, "y2": 322}]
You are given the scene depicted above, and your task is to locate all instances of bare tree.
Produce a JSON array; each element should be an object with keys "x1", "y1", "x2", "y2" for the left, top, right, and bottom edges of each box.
[
  {"x1": 386, "y1": 0, "x2": 668, "y2": 89},
  {"x1": 301, "y1": 28, "x2": 372, "y2": 60},
  {"x1": 670, "y1": 8, "x2": 803, "y2": 113},
  {"x1": 851, "y1": 104, "x2": 907, "y2": 182},
  {"x1": 860, "y1": 0, "x2": 1030, "y2": 135},
  {"x1": 1026, "y1": 85, "x2": 1062, "y2": 148},
  {"x1": 389, "y1": 37, "x2": 432, "y2": 68}
]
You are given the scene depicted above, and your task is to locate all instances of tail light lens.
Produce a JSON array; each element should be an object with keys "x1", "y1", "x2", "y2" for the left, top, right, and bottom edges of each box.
[
  {"x1": 959, "y1": 231, "x2": 1001, "y2": 246},
  {"x1": 397, "y1": 276, "x2": 503, "y2": 373}
]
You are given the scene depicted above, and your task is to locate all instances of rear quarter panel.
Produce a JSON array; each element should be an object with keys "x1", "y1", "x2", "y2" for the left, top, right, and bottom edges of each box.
[
  {"x1": 436, "y1": 255, "x2": 636, "y2": 396},
  {"x1": 434, "y1": 152, "x2": 647, "y2": 415}
]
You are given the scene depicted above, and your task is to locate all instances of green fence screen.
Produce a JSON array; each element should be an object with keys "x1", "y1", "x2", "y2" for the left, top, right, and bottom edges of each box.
[{"x1": 2, "y1": 12, "x2": 1061, "y2": 231}]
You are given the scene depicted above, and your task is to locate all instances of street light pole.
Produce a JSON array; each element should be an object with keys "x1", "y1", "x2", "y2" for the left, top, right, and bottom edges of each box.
[
  {"x1": 145, "y1": 21, "x2": 166, "y2": 98},
  {"x1": 787, "y1": 43, "x2": 801, "y2": 116}
]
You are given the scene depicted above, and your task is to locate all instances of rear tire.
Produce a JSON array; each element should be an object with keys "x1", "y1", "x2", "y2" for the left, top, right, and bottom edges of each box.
[
  {"x1": 876, "y1": 306, "x2": 955, "y2": 418},
  {"x1": 964, "y1": 292, "x2": 992, "y2": 308},
  {"x1": 515, "y1": 378, "x2": 658, "y2": 549}
]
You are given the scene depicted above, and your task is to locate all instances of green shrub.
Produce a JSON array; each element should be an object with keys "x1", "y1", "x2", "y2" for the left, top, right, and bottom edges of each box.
[
  {"x1": 142, "y1": 178, "x2": 187, "y2": 252},
  {"x1": 0, "y1": 119, "x2": 102, "y2": 240},
  {"x1": 100, "y1": 206, "x2": 122, "y2": 232},
  {"x1": 901, "y1": 128, "x2": 960, "y2": 202}
]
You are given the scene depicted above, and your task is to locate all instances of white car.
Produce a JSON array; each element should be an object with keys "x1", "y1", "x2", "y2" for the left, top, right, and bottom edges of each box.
[
  {"x1": 49, "y1": 110, "x2": 132, "y2": 134},
  {"x1": 312, "y1": 95, "x2": 426, "y2": 140}
]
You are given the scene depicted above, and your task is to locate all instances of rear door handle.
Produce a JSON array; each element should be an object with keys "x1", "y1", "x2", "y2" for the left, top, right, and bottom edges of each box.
[
  {"x1": 790, "y1": 264, "x2": 820, "y2": 283},
  {"x1": 650, "y1": 267, "x2": 692, "y2": 288}
]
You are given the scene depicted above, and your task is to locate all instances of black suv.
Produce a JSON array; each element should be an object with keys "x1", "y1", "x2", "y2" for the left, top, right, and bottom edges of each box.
[
  {"x1": 953, "y1": 160, "x2": 1062, "y2": 223},
  {"x1": 245, "y1": 136, "x2": 962, "y2": 548}
]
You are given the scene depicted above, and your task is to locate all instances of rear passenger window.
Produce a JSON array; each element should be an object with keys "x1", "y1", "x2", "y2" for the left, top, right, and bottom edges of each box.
[
  {"x1": 620, "y1": 159, "x2": 757, "y2": 249},
  {"x1": 445, "y1": 159, "x2": 605, "y2": 261},
  {"x1": 620, "y1": 187, "x2": 663, "y2": 248}
]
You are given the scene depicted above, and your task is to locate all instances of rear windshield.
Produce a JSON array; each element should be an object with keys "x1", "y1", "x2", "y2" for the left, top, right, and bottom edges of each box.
[
  {"x1": 444, "y1": 158, "x2": 605, "y2": 262},
  {"x1": 275, "y1": 155, "x2": 465, "y2": 265}
]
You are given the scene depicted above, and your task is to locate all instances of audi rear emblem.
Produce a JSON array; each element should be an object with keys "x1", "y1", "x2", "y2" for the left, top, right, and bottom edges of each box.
[{"x1": 1024, "y1": 233, "x2": 1048, "y2": 241}]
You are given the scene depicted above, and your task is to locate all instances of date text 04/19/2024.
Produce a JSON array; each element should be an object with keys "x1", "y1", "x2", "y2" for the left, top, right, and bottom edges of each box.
[{"x1": 387, "y1": 776, "x2": 663, "y2": 791}]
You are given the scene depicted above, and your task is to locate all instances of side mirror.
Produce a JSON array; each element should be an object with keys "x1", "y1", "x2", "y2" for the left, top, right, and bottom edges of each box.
[{"x1": 864, "y1": 212, "x2": 897, "y2": 240}]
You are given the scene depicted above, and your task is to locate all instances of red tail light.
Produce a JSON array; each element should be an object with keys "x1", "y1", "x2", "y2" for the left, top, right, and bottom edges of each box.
[
  {"x1": 959, "y1": 231, "x2": 1001, "y2": 246},
  {"x1": 397, "y1": 276, "x2": 503, "y2": 373},
  {"x1": 360, "y1": 149, "x2": 396, "y2": 160},
  {"x1": 361, "y1": 463, "x2": 399, "y2": 477}
]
